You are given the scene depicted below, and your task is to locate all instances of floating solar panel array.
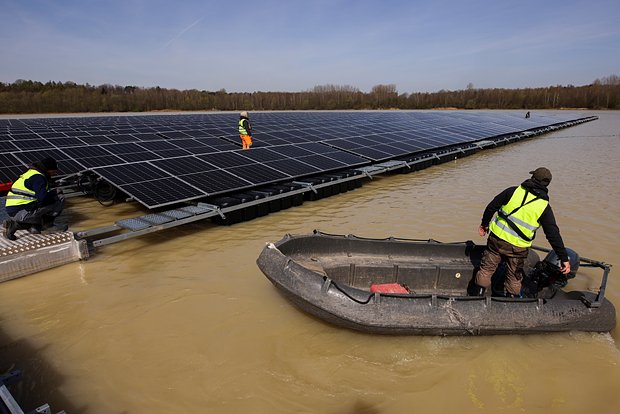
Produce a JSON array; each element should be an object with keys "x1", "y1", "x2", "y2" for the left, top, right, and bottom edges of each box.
[{"x1": 0, "y1": 111, "x2": 590, "y2": 209}]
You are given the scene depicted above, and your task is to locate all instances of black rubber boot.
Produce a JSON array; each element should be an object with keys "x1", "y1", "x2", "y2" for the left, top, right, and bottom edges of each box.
[
  {"x1": 41, "y1": 216, "x2": 68, "y2": 233},
  {"x1": 42, "y1": 223, "x2": 69, "y2": 234},
  {"x1": 467, "y1": 281, "x2": 486, "y2": 296},
  {"x1": 3, "y1": 219, "x2": 18, "y2": 241}
]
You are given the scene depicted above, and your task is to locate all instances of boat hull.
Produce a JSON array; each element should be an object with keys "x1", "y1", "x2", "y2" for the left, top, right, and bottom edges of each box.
[{"x1": 256, "y1": 233, "x2": 616, "y2": 335}]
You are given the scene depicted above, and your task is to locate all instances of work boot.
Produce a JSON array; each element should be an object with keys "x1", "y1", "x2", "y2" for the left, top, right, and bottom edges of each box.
[
  {"x1": 3, "y1": 219, "x2": 18, "y2": 241},
  {"x1": 41, "y1": 216, "x2": 68, "y2": 233},
  {"x1": 42, "y1": 223, "x2": 69, "y2": 234},
  {"x1": 467, "y1": 281, "x2": 486, "y2": 297}
]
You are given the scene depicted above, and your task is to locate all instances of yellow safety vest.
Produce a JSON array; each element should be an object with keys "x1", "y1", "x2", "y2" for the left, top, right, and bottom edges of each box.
[
  {"x1": 5, "y1": 169, "x2": 46, "y2": 208},
  {"x1": 489, "y1": 185, "x2": 548, "y2": 248},
  {"x1": 238, "y1": 119, "x2": 250, "y2": 135}
]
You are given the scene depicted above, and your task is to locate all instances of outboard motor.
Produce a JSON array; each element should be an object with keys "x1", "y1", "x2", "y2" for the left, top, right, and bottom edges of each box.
[
  {"x1": 543, "y1": 248, "x2": 580, "y2": 286},
  {"x1": 522, "y1": 248, "x2": 580, "y2": 297}
]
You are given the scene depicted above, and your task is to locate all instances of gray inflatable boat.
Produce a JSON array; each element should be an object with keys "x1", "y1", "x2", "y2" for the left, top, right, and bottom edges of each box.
[{"x1": 256, "y1": 231, "x2": 616, "y2": 335}]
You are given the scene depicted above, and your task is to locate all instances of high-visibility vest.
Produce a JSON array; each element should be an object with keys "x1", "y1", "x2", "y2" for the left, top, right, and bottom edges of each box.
[
  {"x1": 5, "y1": 169, "x2": 46, "y2": 208},
  {"x1": 489, "y1": 185, "x2": 548, "y2": 248},
  {"x1": 238, "y1": 119, "x2": 250, "y2": 135}
]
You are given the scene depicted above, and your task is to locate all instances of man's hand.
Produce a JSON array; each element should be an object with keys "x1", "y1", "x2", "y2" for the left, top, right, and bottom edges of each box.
[
  {"x1": 478, "y1": 225, "x2": 488, "y2": 237},
  {"x1": 560, "y1": 261, "x2": 571, "y2": 274}
]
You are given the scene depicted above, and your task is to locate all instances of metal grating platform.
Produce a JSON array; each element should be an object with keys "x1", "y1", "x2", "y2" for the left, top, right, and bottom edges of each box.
[
  {"x1": 116, "y1": 217, "x2": 153, "y2": 231},
  {"x1": 160, "y1": 209, "x2": 195, "y2": 220}
]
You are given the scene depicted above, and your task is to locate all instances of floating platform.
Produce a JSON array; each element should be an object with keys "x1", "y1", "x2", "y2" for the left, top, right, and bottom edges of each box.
[{"x1": 0, "y1": 227, "x2": 88, "y2": 283}]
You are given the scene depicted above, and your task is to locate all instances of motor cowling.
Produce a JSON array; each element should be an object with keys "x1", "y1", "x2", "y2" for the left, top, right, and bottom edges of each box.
[
  {"x1": 522, "y1": 248, "x2": 580, "y2": 297},
  {"x1": 543, "y1": 248, "x2": 580, "y2": 284}
]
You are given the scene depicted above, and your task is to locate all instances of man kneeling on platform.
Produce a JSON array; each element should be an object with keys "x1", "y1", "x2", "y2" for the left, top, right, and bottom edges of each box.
[{"x1": 3, "y1": 157, "x2": 68, "y2": 241}]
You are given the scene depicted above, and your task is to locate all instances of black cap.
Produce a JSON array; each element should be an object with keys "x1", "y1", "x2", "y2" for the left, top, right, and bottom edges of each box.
[
  {"x1": 40, "y1": 157, "x2": 58, "y2": 171},
  {"x1": 529, "y1": 167, "x2": 552, "y2": 185}
]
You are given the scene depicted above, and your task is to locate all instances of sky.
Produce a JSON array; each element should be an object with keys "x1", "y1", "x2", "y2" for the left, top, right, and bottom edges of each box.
[{"x1": 1, "y1": 0, "x2": 619, "y2": 93}]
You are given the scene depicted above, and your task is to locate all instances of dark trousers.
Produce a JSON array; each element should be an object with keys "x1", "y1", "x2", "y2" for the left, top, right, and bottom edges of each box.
[
  {"x1": 9, "y1": 196, "x2": 64, "y2": 226},
  {"x1": 475, "y1": 233, "x2": 529, "y2": 295}
]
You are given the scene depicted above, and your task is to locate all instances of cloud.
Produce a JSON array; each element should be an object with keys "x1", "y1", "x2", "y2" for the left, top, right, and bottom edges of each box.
[{"x1": 159, "y1": 17, "x2": 205, "y2": 51}]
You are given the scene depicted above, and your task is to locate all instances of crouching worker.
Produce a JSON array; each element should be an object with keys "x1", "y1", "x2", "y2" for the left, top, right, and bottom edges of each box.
[{"x1": 3, "y1": 157, "x2": 68, "y2": 241}]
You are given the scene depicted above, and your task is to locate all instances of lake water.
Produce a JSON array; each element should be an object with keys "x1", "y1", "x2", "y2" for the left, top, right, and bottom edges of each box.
[{"x1": 1, "y1": 111, "x2": 619, "y2": 413}]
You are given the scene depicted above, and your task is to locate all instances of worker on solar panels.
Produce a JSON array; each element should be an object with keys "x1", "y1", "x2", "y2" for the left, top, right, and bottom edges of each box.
[
  {"x1": 238, "y1": 111, "x2": 253, "y2": 150},
  {"x1": 468, "y1": 167, "x2": 571, "y2": 298},
  {"x1": 3, "y1": 157, "x2": 68, "y2": 241}
]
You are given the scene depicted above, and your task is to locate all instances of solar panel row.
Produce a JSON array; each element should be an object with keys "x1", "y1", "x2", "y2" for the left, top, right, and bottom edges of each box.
[{"x1": 0, "y1": 111, "x2": 586, "y2": 208}]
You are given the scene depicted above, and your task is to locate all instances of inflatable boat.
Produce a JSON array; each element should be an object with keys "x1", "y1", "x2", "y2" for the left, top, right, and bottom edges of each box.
[{"x1": 256, "y1": 231, "x2": 616, "y2": 335}]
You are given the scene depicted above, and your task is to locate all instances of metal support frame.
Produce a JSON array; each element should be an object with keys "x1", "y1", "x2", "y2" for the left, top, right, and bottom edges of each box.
[
  {"x1": 90, "y1": 209, "x2": 220, "y2": 247},
  {"x1": 86, "y1": 183, "x2": 319, "y2": 247},
  {"x1": 1, "y1": 370, "x2": 62, "y2": 414},
  {"x1": 361, "y1": 170, "x2": 373, "y2": 179},
  {"x1": 292, "y1": 181, "x2": 318, "y2": 194},
  {"x1": 197, "y1": 203, "x2": 225, "y2": 219}
]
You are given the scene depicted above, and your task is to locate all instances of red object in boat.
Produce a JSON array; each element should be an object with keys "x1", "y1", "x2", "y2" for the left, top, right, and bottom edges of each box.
[{"x1": 370, "y1": 283, "x2": 409, "y2": 294}]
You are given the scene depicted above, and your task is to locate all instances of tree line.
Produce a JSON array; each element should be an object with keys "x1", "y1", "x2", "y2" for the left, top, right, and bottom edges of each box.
[{"x1": 0, "y1": 75, "x2": 618, "y2": 114}]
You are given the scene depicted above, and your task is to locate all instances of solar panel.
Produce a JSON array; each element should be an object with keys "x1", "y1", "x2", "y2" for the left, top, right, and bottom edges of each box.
[
  {"x1": 48, "y1": 137, "x2": 88, "y2": 147},
  {"x1": 0, "y1": 110, "x2": 590, "y2": 209},
  {"x1": 198, "y1": 152, "x2": 253, "y2": 169},
  {"x1": 322, "y1": 151, "x2": 368, "y2": 166},
  {"x1": 151, "y1": 156, "x2": 215, "y2": 176},
  {"x1": 12, "y1": 138, "x2": 54, "y2": 150},
  {"x1": 119, "y1": 177, "x2": 205, "y2": 208},
  {"x1": 297, "y1": 154, "x2": 348, "y2": 170},
  {"x1": 265, "y1": 158, "x2": 322, "y2": 176},
  {"x1": 237, "y1": 147, "x2": 286, "y2": 162},
  {"x1": 0, "y1": 153, "x2": 25, "y2": 183},
  {"x1": 180, "y1": 170, "x2": 252, "y2": 195},
  {"x1": 79, "y1": 135, "x2": 116, "y2": 144},
  {"x1": 107, "y1": 134, "x2": 137, "y2": 143},
  {"x1": 225, "y1": 164, "x2": 289, "y2": 185},
  {"x1": 136, "y1": 140, "x2": 181, "y2": 151},
  {"x1": 94, "y1": 162, "x2": 171, "y2": 185}
]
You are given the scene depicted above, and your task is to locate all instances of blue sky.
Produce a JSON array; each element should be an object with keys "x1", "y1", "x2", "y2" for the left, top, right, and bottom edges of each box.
[{"x1": 1, "y1": 0, "x2": 619, "y2": 93}]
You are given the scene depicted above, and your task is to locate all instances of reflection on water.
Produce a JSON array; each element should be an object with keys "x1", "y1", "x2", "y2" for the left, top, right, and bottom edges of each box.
[{"x1": 1, "y1": 111, "x2": 620, "y2": 413}]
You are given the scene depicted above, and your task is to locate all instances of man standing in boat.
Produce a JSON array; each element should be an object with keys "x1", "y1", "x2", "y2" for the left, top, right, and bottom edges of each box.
[{"x1": 469, "y1": 167, "x2": 571, "y2": 297}]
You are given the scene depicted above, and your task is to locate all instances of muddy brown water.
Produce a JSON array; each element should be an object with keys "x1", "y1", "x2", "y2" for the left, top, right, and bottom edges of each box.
[{"x1": 1, "y1": 111, "x2": 619, "y2": 413}]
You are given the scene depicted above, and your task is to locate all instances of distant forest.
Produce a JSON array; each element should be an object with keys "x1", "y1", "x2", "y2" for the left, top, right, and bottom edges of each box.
[{"x1": 1, "y1": 75, "x2": 618, "y2": 114}]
